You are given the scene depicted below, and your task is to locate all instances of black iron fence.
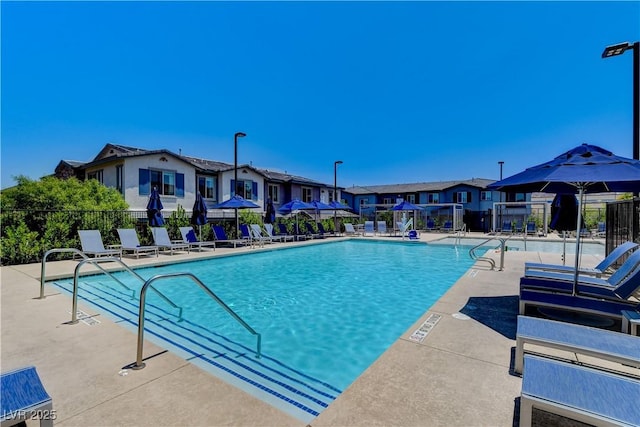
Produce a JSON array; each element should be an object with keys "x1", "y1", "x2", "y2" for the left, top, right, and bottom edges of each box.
[{"x1": 605, "y1": 199, "x2": 640, "y2": 258}]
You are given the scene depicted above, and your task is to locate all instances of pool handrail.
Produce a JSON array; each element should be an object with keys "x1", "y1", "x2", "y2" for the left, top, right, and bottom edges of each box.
[
  {"x1": 133, "y1": 272, "x2": 262, "y2": 370},
  {"x1": 69, "y1": 257, "x2": 182, "y2": 324},
  {"x1": 468, "y1": 237, "x2": 506, "y2": 271}
]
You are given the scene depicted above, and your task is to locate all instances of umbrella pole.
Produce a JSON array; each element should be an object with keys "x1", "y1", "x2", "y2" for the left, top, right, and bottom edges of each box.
[{"x1": 572, "y1": 187, "x2": 585, "y2": 296}]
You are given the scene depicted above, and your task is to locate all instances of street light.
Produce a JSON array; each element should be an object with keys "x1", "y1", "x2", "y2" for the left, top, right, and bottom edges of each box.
[
  {"x1": 234, "y1": 131, "x2": 246, "y2": 237},
  {"x1": 498, "y1": 161, "x2": 504, "y2": 232},
  {"x1": 334, "y1": 160, "x2": 343, "y2": 233},
  {"x1": 601, "y1": 41, "x2": 639, "y2": 161}
]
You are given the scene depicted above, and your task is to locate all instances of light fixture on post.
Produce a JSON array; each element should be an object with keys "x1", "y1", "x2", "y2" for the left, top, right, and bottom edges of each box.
[
  {"x1": 334, "y1": 160, "x2": 343, "y2": 233},
  {"x1": 234, "y1": 132, "x2": 246, "y2": 238},
  {"x1": 602, "y1": 41, "x2": 639, "y2": 162},
  {"x1": 498, "y1": 161, "x2": 504, "y2": 232}
]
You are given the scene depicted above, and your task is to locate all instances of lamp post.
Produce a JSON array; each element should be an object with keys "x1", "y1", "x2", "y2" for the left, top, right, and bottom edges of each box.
[
  {"x1": 334, "y1": 160, "x2": 343, "y2": 233},
  {"x1": 498, "y1": 161, "x2": 504, "y2": 232},
  {"x1": 602, "y1": 41, "x2": 639, "y2": 162},
  {"x1": 234, "y1": 132, "x2": 246, "y2": 237}
]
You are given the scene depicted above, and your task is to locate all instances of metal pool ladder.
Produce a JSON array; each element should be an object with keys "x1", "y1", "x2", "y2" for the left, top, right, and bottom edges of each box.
[
  {"x1": 468, "y1": 237, "x2": 506, "y2": 271},
  {"x1": 133, "y1": 272, "x2": 262, "y2": 370}
]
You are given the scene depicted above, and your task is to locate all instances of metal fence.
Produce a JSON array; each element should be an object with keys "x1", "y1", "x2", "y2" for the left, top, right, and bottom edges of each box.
[{"x1": 605, "y1": 199, "x2": 640, "y2": 257}]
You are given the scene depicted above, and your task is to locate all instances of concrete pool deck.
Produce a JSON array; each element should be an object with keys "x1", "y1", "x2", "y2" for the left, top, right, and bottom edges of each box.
[{"x1": 0, "y1": 232, "x2": 613, "y2": 426}]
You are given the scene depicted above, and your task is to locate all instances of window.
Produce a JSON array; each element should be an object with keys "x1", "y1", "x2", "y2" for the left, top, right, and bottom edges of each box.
[
  {"x1": 268, "y1": 184, "x2": 279, "y2": 203},
  {"x1": 87, "y1": 169, "x2": 103, "y2": 183},
  {"x1": 456, "y1": 192, "x2": 471, "y2": 203},
  {"x1": 329, "y1": 190, "x2": 336, "y2": 203},
  {"x1": 360, "y1": 199, "x2": 367, "y2": 206},
  {"x1": 406, "y1": 194, "x2": 416, "y2": 203},
  {"x1": 232, "y1": 179, "x2": 258, "y2": 200},
  {"x1": 383, "y1": 197, "x2": 393, "y2": 204},
  {"x1": 116, "y1": 165, "x2": 123, "y2": 195},
  {"x1": 138, "y1": 168, "x2": 184, "y2": 197},
  {"x1": 198, "y1": 176, "x2": 216, "y2": 199},
  {"x1": 506, "y1": 192, "x2": 526, "y2": 202},
  {"x1": 427, "y1": 193, "x2": 439, "y2": 203},
  {"x1": 480, "y1": 191, "x2": 492, "y2": 201},
  {"x1": 301, "y1": 187, "x2": 312, "y2": 202}
]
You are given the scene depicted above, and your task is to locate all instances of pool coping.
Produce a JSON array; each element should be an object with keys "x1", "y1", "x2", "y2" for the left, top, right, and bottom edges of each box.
[{"x1": 1, "y1": 232, "x2": 610, "y2": 426}]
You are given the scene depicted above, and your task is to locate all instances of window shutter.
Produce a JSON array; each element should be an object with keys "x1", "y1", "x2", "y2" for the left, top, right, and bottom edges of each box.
[
  {"x1": 139, "y1": 169, "x2": 150, "y2": 195},
  {"x1": 176, "y1": 173, "x2": 185, "y2": 197},
  {"x1": 467, "y1": 191, "x2": 472, "y2": 203},
  {"x1": 231, "y1": 179, "x2": 235, "y2": 196},
  {"x1": 252, "y1": 182, "x2": 258, "y2": 200}
]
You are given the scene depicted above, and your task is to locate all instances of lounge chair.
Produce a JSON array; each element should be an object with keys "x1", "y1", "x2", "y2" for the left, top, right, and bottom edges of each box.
[
  {"x1": 592, "y1": 222, "x2": 606, "y2": 238},
  {"x1": 179, "y1": 226, "x2": 216, "y2": 251},
  {"x1": 501, "y1": 221, "x2": 512, "y2": 234},
  {"x1": 519, "y1": 287, "x2": 640, "y2": 320},
  {"x1": 514, "y1": 219, "x2": 524, "y2": 234},
  {"x1": 441, "y1": 220, "x2": 453, "y2": 233},
  {"x1": 264, "y1": 223, "x2": 293, "y2": 242},
  {"x1": 1, "y1": 365, "x2": 54, "y2": 427},
  {"x1": 277, "y1": 223, "x2": 306, "y2": 241},
  {"x1": 316, "y1": 222, "x2": 335, "y2": 237},
  {"x1": 363, "y1": 221, "x2": 375, "y2": 236},
  {"x1": 211, "y1": 225, "x2": 247, "y2": 248},
  {"x1": 520, "y1": 354, "x2": 640, "y2": 427},
  {"x1": 525, "y1": 241, "x2": 639, "y2": 278},
  {"x1": 151, "y1": 227, "x2": 190, "y2": 255},
  {"x1": 425, "y1": 219, "x2": 436, "y2": 231},
  {"x1": 377, "y1": 221, "x2": 389, "y2": 236},
  {"x1": 78, "y1": 230, "x2": 121, "y2": 258},
  {"x1": 304, "y1": 222, "x2": 322, "y2": 239},
  {"x1": 250, "y1": 224, "x2": 273, "y2": 245},
  {"x1": 525, "y1": 221, "x2": 536, "y2": 235},
  {"x1": 344, "y1": 223, "x2": 360, "y2": 236},
  {"x1": 239, "y1": 224, "x2": 258, "y2": 246},
  {"x1": 117, "y1": 228, "x2": 159, "y2": 258},
  {"x1": 520, "y1": 249, "x2": 640, "y2": 300},
  {"x1": 514, "y1": 315, "x2": 640, "y2": 375}
]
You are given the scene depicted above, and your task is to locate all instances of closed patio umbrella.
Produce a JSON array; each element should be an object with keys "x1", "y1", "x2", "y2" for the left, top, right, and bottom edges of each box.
[
  {"x1": 191, "y1": 191, "x2": 208, "y2": 241},
  {"x1": 147, "y1": 187, "x2": 164, "y2": 227}
]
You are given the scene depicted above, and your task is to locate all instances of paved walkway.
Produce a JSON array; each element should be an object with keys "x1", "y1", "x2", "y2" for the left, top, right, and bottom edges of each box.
[{"x1": 0, "y1": 233, "x2": 607, "y2": 426}]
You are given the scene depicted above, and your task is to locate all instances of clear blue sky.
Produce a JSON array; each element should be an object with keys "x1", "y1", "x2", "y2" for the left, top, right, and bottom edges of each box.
[{"x1": 2, "y1": 1, "x2": 639, "y2": 190}]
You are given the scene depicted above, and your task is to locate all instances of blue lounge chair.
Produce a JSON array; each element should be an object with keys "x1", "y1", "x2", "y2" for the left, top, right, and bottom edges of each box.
[
  {"x1": 305, "y1": 222, "x2": 322, "y2": 239},
  {"x1": 520, "y1": 249, "x2": 640, "y2": 300},
  {"x1": 520, "y1": 354, "x2": 640, "y2": 427},
  {"x1": 151, "y1": 227, "x2": 190, "y2": 255},
  {"x1": 519, "y1": 287, "x2": 640, "y2": 320},
  {"x1": 239, "y1": 224, "x2": 257, "y2": 246},
  {"x1": 441, "y1": 220, "x2": 453, "y2": 233},
  {"x1": 425, "y1": 219, "x2": 436, "y2": 231},
  {"x1": 525, "y1": 241, "x2": 639, "y2": 277},
  {"x1": 525, "y1": 221, "x2": 536, "y2": 235},
  {"x1": 514, "y1": 315, "x2": 640, "y2": 375},
  {"x1": 264, "y1": 223, "x2": 293, "y2": 242},
  {"x1": 501, "y1": 221, "x2": 512, "y2": 234},
  {"x1": 592, "y1": 221, "x2": 606, "y2": 238},
  {"x1": 211, "y1": 225, "x2": 246, "y2": 248},
  {"x1": 179, "y1": 226, "x2": 216, "y2": 251},
  {"x1": 78, "y1": 230, "x2": 121, "y2": 258},
  {"x1": 316, "y1": 222, "x2": 334, "y2": 237},
  {"x1": 363, "y1": 221, "x2": 375, "y2": 236},
  {"x1": 514, "y1": 219, "x2": 524, "y2": 234},
  {"x1": 1, "y1": 365, "x2": 54, "y2": 427},
  {"x1": 117, "y1": 228, "x2": 159, "y2": 258}
]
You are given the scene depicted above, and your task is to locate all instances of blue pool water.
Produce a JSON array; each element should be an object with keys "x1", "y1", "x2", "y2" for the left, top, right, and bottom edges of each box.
[{"x1": 51, "y1": 240, "x2": 477, "y2": 421}]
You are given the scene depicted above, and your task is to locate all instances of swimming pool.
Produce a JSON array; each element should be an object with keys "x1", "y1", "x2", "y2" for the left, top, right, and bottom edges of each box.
[
  {"x1": 51, "y1": 240, "x2": 477, "y2": 422},
  {"x1": 430, "y1": 236, "x2": 605, "y2": 256}
]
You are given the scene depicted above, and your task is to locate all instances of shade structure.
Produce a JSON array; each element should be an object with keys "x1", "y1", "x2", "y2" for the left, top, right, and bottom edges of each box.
[
  {"x1": 191, "y1": 192, "x2": 208, "y2": 226},
  {"x1": 391, "y1": 200, "x2": 423, "y2": 211},
  {"x1": 211, "y1": 195, "x2": 260, "y2": 209},
  {"x1": 264, "y1": 199, "x2": 276, "y2": 224},
  {"x1": 146, "y1": 187, "x2": 164, "y2": 227},
  {"x1": 488, "y1": 143, "x2": 640, "y2": 294}
]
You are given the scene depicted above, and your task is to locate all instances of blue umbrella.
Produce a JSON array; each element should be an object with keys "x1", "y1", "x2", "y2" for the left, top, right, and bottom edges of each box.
[
  {"x1": 191, "y1": 192, "x2": 208, "y2": 226},
  {"x1": 391, "y1": 200, "x2": 423, "y2": 211},
  {"x1": 308, "y1": 200, "x2": 333, "y2": 221},
  {"x1": 488, "y1": 143, "x2": 640, "y2": 294},
  {"x1": 328, "y1": 200, "x2": 351, "y2": 210},
  {"x1": 277, "y1": 199, "x2": 314, "y2": 214},
  {"x1": 211, "y1": 195, "x2": 260, "y2": 209},
  {"x1": 146, "y1": 187, "x2": 164, "y2": 227}
]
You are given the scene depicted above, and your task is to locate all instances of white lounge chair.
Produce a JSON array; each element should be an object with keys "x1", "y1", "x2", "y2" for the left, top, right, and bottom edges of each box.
[
  {"x1": 179, "y1": 226, "x2": 216, "y2": 251},
  {"x1": 376, "y1": 221, "x2": 389, "y2": 236},
  {"x1": 151, "y1": 227, "x2": 190, "y2": 255},
  {"x1": 78, "y1": 230, "x2": 121, "y2": 258},
  {"x1": 1, "y1": 365, "x2": 54, "y2": 427},
  {"x1": 363, "y1": 221, "x2": 375, "y2": 236},
  {"x1": 264, "y1": 223, "x2": 293, "y2": 242},
  {"x1": 344, "y1": 223, "x2": 360, "y2": 236},
  {"x1": 250, "y1": 224, "x2": 273, "y2": 245},
  {"x1": 116, "y1": 228, "x2": 159, "y2": 258}
]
